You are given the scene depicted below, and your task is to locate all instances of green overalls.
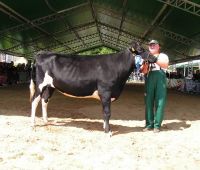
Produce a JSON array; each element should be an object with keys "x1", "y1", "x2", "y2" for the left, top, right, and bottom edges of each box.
[{"x1": 145, "y1": 68, "x2": 167, "y2": 129}]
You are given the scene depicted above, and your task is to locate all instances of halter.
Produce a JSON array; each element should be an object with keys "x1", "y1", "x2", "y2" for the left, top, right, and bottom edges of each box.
[{"x1": 129, "y1": 47, "x2": 137, "y2": 56}]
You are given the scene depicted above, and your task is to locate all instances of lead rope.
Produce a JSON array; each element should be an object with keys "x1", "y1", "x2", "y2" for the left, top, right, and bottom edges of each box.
[{"x1": 146, "y1": 52, "x2": 150, "y2": 77}]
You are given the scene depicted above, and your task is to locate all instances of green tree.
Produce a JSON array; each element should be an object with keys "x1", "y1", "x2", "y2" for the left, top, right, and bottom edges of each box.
[{"x1": 79, "y1": 46, "x2": 116, "y2": 55}]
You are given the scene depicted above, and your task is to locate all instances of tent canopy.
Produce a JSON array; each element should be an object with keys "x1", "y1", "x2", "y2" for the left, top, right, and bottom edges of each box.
[{"x1": 0, "y1": 0, "x2": 200, "y2": 64}]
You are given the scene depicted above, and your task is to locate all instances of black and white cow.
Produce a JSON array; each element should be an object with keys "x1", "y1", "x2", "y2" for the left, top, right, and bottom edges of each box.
[{"x1": 30, "y1": 42, "x2": 147, "y2": 134}]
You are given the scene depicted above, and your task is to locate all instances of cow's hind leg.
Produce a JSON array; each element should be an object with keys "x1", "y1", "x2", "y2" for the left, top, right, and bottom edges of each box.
[
  {"x1": 41, "y1": 86, "x2": 55, "y2": 124},
  {"x1": 100, "y1": 92, "x2": 112, "y2": 135},
  {"x1": 31, "y1": 90, "x2": 41, "y2": 127}
]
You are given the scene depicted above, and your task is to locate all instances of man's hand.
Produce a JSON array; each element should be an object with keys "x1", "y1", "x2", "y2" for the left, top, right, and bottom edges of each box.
[{"x1": 147, "y1": 55, "x2": 157, "y2": 63}]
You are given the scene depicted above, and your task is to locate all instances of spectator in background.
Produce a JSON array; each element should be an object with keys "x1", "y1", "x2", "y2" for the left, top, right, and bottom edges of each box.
[
  {"x1": 135, "y1": 55, "x2": 143, "y2": 81},
  {"x1": 135, "y1": 55, "x2": 143, "y2": 73},
  {"x1": 7, "y1": 61, "x2": 15, "y2": 85}
]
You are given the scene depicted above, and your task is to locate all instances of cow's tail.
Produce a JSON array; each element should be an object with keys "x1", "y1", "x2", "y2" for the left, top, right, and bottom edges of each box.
[{"x1": 29, "y1": 61, "x2": 36, "y2": 102}]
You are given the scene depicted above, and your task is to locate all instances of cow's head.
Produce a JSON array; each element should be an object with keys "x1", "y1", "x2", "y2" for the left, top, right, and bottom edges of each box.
[
  {"x1": 129, "y1": 41, "x2": 149, "y2": 59},
  {"x1": 129, "y1": 41, "x2": 144, "y2": 55}
]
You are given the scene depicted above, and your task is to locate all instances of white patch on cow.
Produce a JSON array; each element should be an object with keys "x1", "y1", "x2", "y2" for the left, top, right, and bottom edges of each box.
[
  {"x1": 29, "y1": 79, "x2": 35, "y2": 101},
  {"x1": 103, "y1": 120, "x2": 106, "y2": 129},
  {"x1": 31, "y1": 95, "x2": 41, "y2": 126},
  {"x1": 111, "y1": 98, "x2": 116, "y2": 102},
  {"x1": 39, "y1": 71, "x2": 55, "y2": 91},
  {"x1": 41, "y1": 99, "x2": 48, "y2": 124},
  {"x1": 60, "y1": 90, "x2": 116, "y2": 102},
  {"x1": 103, "y1": 121, "x2": 112, "y2": 137}
]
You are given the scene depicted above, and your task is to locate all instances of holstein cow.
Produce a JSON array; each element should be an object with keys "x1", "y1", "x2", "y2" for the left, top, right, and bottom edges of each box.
[{"x1": 30, "y1": 42, "x2": 147, "y2": 134}]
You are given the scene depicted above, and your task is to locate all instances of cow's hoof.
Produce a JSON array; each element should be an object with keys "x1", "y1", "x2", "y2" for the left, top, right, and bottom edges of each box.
[
  {"x1": 108, "y1": 131, "x2": 112, "y2": 137},
  {"x1": 43, "y1": 120, "x2": 48, "y2": 126},
  {"x1": 43, "y1": 117, "x2": 48, "y2": 123},
  {"x1": 30, "y1": 124, "x2": 36, "y2": 131},
  {"x1": 105, "y1": 130, "x2": 112, "y2": 137},
  {"x1": 31, "y1": 122, "x2": 35, "y2": 128}
]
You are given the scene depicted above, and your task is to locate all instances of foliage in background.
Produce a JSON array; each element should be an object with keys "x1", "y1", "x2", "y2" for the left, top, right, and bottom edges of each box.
[{"x1": 78, "y1": 46, "x2": 117, "y2": 55}]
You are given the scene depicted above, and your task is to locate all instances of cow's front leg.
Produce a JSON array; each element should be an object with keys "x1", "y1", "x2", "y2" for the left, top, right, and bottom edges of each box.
[
  {"x1": 41, "y1": 98, "x2": 48, "y2": 124},
  {"x1": 101, "y1": 94, "x2": 112, "y2": 134},
  {"x1": 103, "y1": 107, "x2": 111, "y2": 133}
]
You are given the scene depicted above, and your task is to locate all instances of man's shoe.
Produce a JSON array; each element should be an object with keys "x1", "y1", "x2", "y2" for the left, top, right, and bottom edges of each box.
[
  {"x1": 154, "y1": 128, "x2": 160, "y2": 133},
  {"x1": 143, "y1": 127, "x2": 152, "y2": 132}
]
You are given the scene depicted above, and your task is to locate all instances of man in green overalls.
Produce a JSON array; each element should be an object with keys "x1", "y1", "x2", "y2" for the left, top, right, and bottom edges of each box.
[{"x1": 143, "y1": 40, "x2": 169, "y2": 133}]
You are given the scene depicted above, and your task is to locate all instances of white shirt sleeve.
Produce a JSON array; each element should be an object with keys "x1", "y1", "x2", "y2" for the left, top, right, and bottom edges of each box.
[
  {"x1": 158, "y1": 53, "x2": 169, "y2": 71},
  {"x1": 158, "y1": 53, "x2": 169, "y2": 62}
]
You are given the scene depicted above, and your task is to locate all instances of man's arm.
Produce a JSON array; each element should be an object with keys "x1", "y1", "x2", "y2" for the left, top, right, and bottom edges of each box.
[{"x1": 156, "y1": 53, "x2": 169, "y2": 69}]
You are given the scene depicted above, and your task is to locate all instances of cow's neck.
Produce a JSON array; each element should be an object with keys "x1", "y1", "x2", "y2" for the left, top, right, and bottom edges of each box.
[{"x1": 118, "y1": 49, "x2": 135, "y2": 83}]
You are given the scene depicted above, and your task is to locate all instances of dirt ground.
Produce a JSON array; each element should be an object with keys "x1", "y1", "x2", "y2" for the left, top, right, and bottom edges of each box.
[{"x1": 0, "y1": 83, "x2": 200, "y2": 170}]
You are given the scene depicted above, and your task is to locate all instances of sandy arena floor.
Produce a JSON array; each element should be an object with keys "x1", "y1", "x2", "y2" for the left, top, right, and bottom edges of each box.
[{"x1": 0, "y1": 83, "x2": 200, "y2": 170}]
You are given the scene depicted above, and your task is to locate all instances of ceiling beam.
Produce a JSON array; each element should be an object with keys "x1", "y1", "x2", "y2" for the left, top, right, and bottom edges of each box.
[
  {"x1": 3, "y1": 0, "x2": 196, "y2": 53},
  {"x1": 141, "y1": 1, "x2": 170, "y2": 40},
  {"x1": 116, "y1": 0, "x2": 128, "y2": 43},
  {"x1": 98, "y1": 21, "x2": 141, "y2": 42},
  {"x1": 157, "y1": 0, "x2": 200, "y2": 17},
  {"x1": 0, "y1": 7, "x2": 22, "y2": 23},
  {"x1": 97, "y1": 22, "x2": 197, "y2": 63},
  {"x1": 159, "y1": 27, "x2": 200, "y2": 48},
  {"x1": 101, "y1": 32, "x2": 129, "y2": 47},
  {"x1": 44, "y1": 0, "x2": 87, "y2": 47},
  {"x1": 0, "y1": 1, "x2": 75, "y2": 53},
  {"x1": 0, "y1": 2, "x2": 89, "y2": 36},
  {"x1": 95, "y1": 3, "x2": 199, "y2": 48},
  {"x1": 0, "y1": 2, "x2": 53, "y2": 36},
  {"x1": 1, "y1": 35, "x2": 22, "y2": 43},
  {"x1": 28, "y1": 33, "x2": 101, "y2": 54},
  {"x1": 88, "y1": 0, "x2": 103, "y2": 44},
  {"x1": 3, "y1": 21, "x2": 97, "y2": 53},
  {"x1": 1, "y1": 0, "x2": 198, "y2": 63}
]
